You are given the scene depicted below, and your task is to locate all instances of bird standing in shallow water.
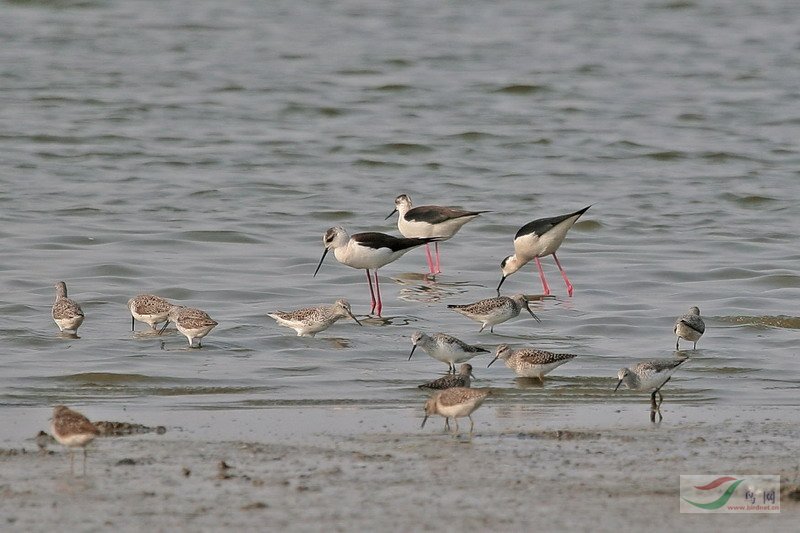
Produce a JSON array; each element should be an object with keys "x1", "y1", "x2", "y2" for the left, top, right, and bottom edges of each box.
[
  {"x1": 615, "y1": 357, "x2": 687, "y2": 420},
  {"x1": 419, "y1": 363, "x2": 474, "y2": 390},
  {"x1": 674, "y1": 306, "x2": 705, "y2": 350},
  {"x1": 421, "y1": 387, "x2": 492, "y2": 436},
  {"x1": 448, "y1": 294, "x2": 540, "y2": 333},
  {"x1": 488, "y1": 344, "x2": 577, "y2": 381},
  {"x1": 497, "y1": 205, "x2": 590, "y2": 297},
  {"x1": 128, "y1": 294, "x2": 173, "y2": 331},
  {"x1": 52, "y1": 281, "x2": 84, "y2": 334},
  {"x1": 159, "y1": 305, "x2": 218, "y2": 348},
  {"x1": 385, "y1": 194, "x2": 487, "y2": 275},
  {"x1": 313, "y1": 226, "x2": 437, "y2": 317},
  {"x1": 268, "y1": 299, "x2": 361, "y2": 337},
  {"x1": 408, "y1": 332, "x2": 489, "y2": 373}
]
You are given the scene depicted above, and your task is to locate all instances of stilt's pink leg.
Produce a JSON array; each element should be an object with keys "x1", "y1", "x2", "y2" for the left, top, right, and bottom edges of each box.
[
  {"x1": 434, "y1": 242, "x2": 442, "y2": 274},
  {"x1": 373, "y1": 270, "x2": 383, "y2": 317},
  {"x1": 424, "y1": 243, "x2": 435, "y2": 274},
  {"x1": 552, "y1": 253, "x2": 574, "y2": 297},
  {"x1": 534, "y1": 256, "x2": 551, "y2": 296},
  {"x1": 365, "y1": 269, "x2": 377, "y2": 314}
]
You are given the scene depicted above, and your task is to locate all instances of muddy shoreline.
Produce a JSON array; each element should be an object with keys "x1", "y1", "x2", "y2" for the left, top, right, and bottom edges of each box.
[{"x1": 2, "y1": 413, "x2": 798, "y2": 532}]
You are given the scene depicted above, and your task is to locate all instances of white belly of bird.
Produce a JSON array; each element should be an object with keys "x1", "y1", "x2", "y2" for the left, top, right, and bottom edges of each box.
[
  {"x1": 177, "y1": 323, "x2": 215, "y2": 341},
  {"x1": 515, "y1": 221, "x2": 574, "y2": 259},
  {"x1": 513, "y1": 360, "x2": 566, "y2": 378},
  {"x1": 54, "y1": 316, "x2": 84, "y2": 332},
  {"x1": 398, "y1": 217, "x2": 468, "y2": 240},
  {"x1": 335, "y1": 243, "x2": 407, "y2": 270},
  {"x1": 638, "y1": 372, "x2": 673, "y2": 391},
  {"x1": 437, "y1": 397, "x2": 484, "y2": 419},
  {"x1": 430, "y1": 345, "x2": 477, "y2": 365},
  {"x1": 52, "y1": 430, "x2": 95, "y2": 448},
  {"x1": 675, "y1": 322, "x2": 702, "y2": 342},
  {"x1": 132, "y1": 311, "x2": 169, "y2": 326}
]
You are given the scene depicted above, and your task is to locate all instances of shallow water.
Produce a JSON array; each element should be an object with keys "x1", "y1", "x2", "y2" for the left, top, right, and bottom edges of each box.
[{"x1": 1, "y1": 0, "x2": 799, "y2": 443}]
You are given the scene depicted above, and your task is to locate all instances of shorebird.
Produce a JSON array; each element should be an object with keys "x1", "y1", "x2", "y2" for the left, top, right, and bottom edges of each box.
[
  {"x1": 448, "y1": 294, "x2": 540, "y2": 333},
  {"x1": 497, "y1": 205, "x2": 591, "y2": 297},
  {"x1": 674, "y1": 306, "x2": 705, "y2": 350},
  {"x1": 313, "y1": 226, "x2": 437, "y2": 317},
  {"x1": 408, "y1": 332, "x2": 489, "y2": 373},
  {"x1": 488, "y1": 344, "x2": 577, "y2": 380},
  {"x1": 159, "y1": 305, "x2": 218, "y2": 348},
  {"x1": 615, "y1": 358, "x2": 687, "y2": 415},
  {"x1": 421, "y1": 387, "x2": 492, "y2": 436},
  {"x1": 268, "y1": 298, "x2": 362, "y2": 337},
  {"x1": 419, "y1": 363, "x2": 474, "y2": 390},
  {"x1": 51, "y1": 405, "x2": 100, "y2": 475},
  {"x1": 385, "y1": 194, "x2": 488, "y2": 274},
  {"x1": 52, "y1": 281, "x2": 85, "y2": 334},
  {"x1": 128, "y1": 294, "x2": 173, "y2": 331}
]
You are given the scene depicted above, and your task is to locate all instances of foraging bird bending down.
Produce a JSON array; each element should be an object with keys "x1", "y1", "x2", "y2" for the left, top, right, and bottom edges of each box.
[
  {"x1": 448, "y1": 294, "x2": 540, "y2": 333},
  {"x1": 488, "y1": 344, "x2": 577, "y2": 381},
  {"x1": 497, "y1": 206, "x2": 591, "y2": 297},
  {"x1": 386, "y1": 194, "x2": 487, "y2": 275},
  {"x1": 615, "y1": 358, "x2": 687, "y2": 415}
]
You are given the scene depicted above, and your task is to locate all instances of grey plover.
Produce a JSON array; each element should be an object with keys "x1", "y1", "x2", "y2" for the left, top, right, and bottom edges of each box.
[
  {"x1": 408, "y1": 331, "x2": 489, "y2": 373},
  {"x1": 51, "y1": 405, "x2": 99, "y2": 475},
  {"x1": 488, "y1": 343, "x2": 577, "y2": 380},
  {"x1": 268, "y1": 298, "x2": 361, "y2": 337},
  {"x1": 52, "y1": 281, "x2": 85, "y2": 334},
  {"x1": 448, "y1": 294, "x2": 540, "y2": 333},
  {"x1": 419, "y1": 363, "x2": 474, "y2": 390},
  {"x1": 421, "y1": 387, "x2": 492, "y2": 436},
  {"x1": 128, "y1": 294, "x2": 173, "y2": 331},
  {"x1": 160, "y1": 305, "x2": 218, "y2": 348},
  {"x1": 674, "y1": 306, "x2": 705, "y2": 350}
]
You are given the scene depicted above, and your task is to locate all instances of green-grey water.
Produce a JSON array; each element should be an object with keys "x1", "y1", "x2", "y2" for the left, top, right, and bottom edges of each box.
[{"x1": 1, "y1": 0, "x2": 799, "y2": 442}]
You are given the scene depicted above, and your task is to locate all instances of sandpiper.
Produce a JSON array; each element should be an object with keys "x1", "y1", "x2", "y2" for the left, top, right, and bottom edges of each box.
[
  {"x1": 419, "y1": 363, "x2": 474, "y2": 390},
  {"x1": 52, "y1": 281, "x2": 85, "y2": 334},
  {"x1": 128, "y1": 294, "x2": 173, "y2": 331},
  {"x1": 51, "y1": 405, "x2": 100, "y2": 475},
  {"x1": 488, "y1": 344, "x2": 577, "y2": 380},
  {"x1": 159, "y1": 305, "x2": 218, "y2": 348},
  {"x1": 497, "y1": 205, "x2": 590, "y2": 297},
  {"x1": 615, "y1": 358, "x2": 687, "y2": 413},
  {"x1": 421, "y1": 387, "x2": 492, "y2": 436},
  {"x1": 448, "y1": 294, "x2": 540, "y2": 333},
  {"x1": 408, "y1": 331, "x2": 489, "y2": 373},
  {"x1": 268, "y1": 298, "x2": 362, "y2": 337},
  {"x1": 385, "y1": 193, "x2": 487, "y2": 274},
  {"x1": 674, "y1": 306, "x2": 705, "y2": 350},
  {"x1": 313, "y1": 226, "x2": 437, "y2": 317}
]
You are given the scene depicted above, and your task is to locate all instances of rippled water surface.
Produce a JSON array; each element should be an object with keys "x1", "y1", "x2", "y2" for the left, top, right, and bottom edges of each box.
[{"x1": 1, "y1": 0, "x2": 798, "y2": 440}]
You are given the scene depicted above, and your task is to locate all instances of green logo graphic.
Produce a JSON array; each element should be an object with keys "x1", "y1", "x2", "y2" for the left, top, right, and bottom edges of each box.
[{"x1": 682, "y1": 477, "x2": 744, "y2": 510}]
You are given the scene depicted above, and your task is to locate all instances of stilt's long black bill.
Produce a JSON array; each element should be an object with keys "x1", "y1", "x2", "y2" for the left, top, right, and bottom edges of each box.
[
  {"x1": 408, "y1": 344, "x2": 417, "y2": 361},
  {"x1": 496, "y1": 275, "x2": 506, "y2": 294},
  {"x1": 614, "y1": 379, "x2": 623, "y2": 392},
  {"x1": 158, "y1": 321, "x2": 170, "y2": 335},
  {"x1": 487, "y1": 356, "x2": 498, "y2": 368},
  {"x1": 131, "y1": 316, "x2": 135, "y2": 332},
  {"x1": 421, "y1": 414, "x2": 428, "y2": 428},
  {"x1": 523, "y1": 303, "x2": 542, "y2": 323},
  {"x1": 384, "y1": 208, "x2": 398, "y2": 220},
  {"x1": 313, "y1": 248, "x2": 329, "y2": 277}
]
